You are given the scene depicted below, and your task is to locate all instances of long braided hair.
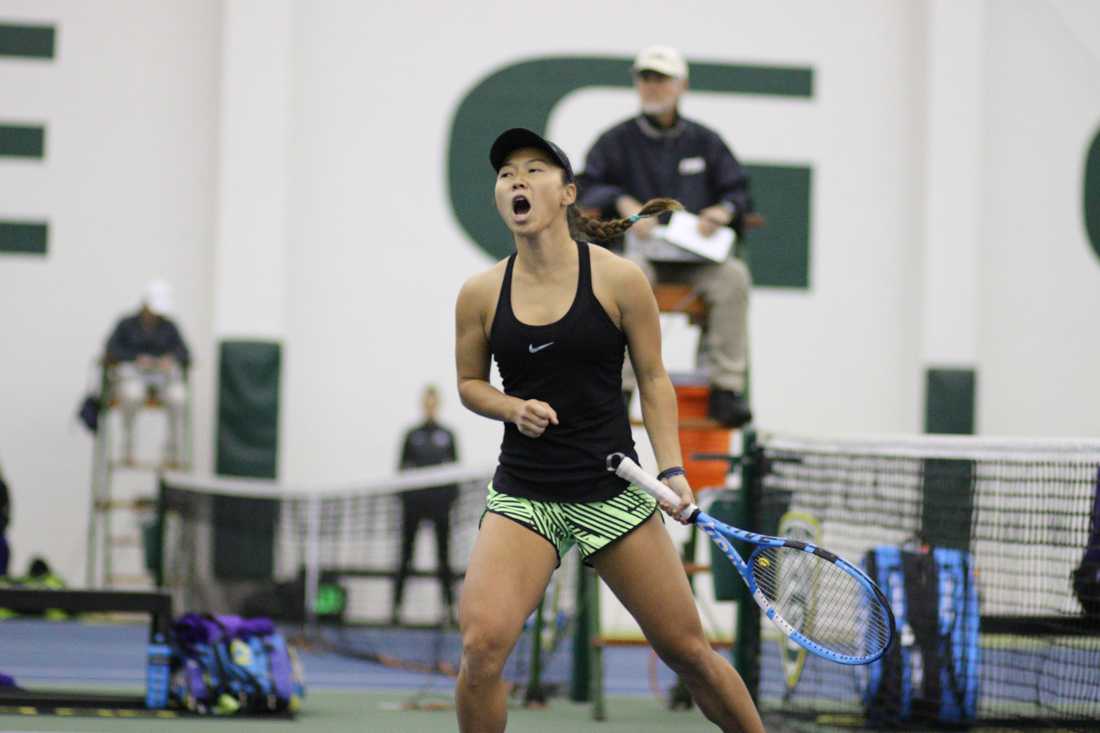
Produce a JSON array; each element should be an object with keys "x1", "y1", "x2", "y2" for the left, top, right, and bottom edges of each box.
[{"x1": 567, "y1": 198, "x2": 682, "y2": 244}]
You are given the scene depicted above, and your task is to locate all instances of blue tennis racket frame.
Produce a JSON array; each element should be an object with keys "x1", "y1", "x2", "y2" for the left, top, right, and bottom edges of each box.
[{"x1": 608, "y1": 452, "x2": 895, "y2": 666}]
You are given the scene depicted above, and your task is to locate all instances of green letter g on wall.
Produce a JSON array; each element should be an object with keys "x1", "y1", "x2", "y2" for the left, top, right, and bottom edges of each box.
[
  {"x1": 446, "y1": 56, "x2": 815, "y2": 289},
  {"x1": 1086, "y1": 126, "x2": 1100, "y2": 265}
]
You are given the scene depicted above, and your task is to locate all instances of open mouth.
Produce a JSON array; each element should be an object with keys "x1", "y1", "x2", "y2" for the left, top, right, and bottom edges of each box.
[{"x1": 512, "y1": 195, "x2": 531, "y2": 217}]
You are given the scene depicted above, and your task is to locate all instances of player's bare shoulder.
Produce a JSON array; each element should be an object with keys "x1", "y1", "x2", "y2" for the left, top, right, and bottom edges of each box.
[
  {"x1": 457, "y1": 259, "x2": 508, "y2": 309},
  {"x1": 588, "y1": 244, "x2": 653, "y2": 326},
  {"x1": 456, "y1": 258, "x2": 510, "y2": 336},
  {"x1": 588, "y1": 243, "x2": 650, "y2": 294}
]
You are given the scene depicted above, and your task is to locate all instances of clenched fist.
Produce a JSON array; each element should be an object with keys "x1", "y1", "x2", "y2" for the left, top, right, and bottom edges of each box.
[{"x1": 512, "y1": 399, "x2": 559, "y2": 438}]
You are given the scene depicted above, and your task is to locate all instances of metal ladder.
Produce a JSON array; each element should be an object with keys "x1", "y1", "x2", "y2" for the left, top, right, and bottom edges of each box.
[{"x1": 85, "y1": 363, "x2": 192, "y2": 589}]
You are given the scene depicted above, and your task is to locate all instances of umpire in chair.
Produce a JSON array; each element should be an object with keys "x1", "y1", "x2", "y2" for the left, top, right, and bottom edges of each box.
[{"x1": 578, "y1": 45, "x2": 756, "y2": 428}]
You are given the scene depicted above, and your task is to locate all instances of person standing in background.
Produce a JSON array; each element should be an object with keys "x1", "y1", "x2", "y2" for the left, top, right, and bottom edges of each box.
[{"x1": 392, "y1": 385, "x2": 459, "y2": 626}]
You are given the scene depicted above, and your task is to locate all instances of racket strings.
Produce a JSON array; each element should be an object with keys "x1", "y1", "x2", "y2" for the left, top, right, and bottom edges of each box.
[{"x1": 751, "y1": 546, "x2": 892, "y2": 659}]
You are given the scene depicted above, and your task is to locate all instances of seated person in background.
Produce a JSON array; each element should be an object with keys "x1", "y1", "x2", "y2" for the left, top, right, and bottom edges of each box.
[
  {"x1": 392, "y1": 385, "x2": 459, "y2": 626},
  {"x1": 578, "y1": 45, "x2": 754, "y2": 427},
  {"x1": 104, "y1": 280, "x2": 190, "y2": 466}
]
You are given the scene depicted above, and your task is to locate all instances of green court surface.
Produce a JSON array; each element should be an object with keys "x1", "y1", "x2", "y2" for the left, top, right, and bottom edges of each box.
[{"x1": 0, "y1": 691, "x2": 746, "y2": 732}]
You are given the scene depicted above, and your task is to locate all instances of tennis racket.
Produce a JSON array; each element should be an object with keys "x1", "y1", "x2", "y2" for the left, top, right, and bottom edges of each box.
[{"x1": 607, "y1": 453, "x2": 895, "y2": 665}]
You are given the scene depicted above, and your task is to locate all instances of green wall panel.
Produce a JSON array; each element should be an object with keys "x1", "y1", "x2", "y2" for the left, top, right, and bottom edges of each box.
[
  {"x1": 216, "y1": 340, "x2": 281, "y2": 479},
  {"x1": 743, "y1": 165, "x2": 812, "y2": 288},
  {"x1": 924, "y1": 367, "x2": 976, "y2": 435}
]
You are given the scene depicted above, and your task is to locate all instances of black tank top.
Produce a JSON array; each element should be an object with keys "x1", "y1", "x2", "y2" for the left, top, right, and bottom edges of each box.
[{"x1": 489, "y1": 241, "x2": 638, "y2": 502}]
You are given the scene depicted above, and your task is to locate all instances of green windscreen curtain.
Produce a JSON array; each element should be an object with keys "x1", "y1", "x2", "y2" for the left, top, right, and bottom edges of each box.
[
  {"x1": 214, "y1": 340, "x2": 281, "y2": 580},
  {"x1": 212, "y1": 494, "x2": 280, "y2": 581},
  {"x1": 920, "y1": 458, "x2": 976, "y2": 554},
  {"x1": 921, "y1": 367, "x2": 977, "y2": 552}
]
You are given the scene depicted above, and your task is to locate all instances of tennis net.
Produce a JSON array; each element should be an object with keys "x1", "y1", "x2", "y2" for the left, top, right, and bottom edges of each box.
[
  {"x1": 155, "y1": 464, "x2": 582, "y2": 698},
  {"x1": 750, "y1": 433, "x2": 1100, "y2": 730}
]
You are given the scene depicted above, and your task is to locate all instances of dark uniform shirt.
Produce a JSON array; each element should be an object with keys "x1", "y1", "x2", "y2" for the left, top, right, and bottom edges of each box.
[
  {"x1": 399, "y1": 421, "x2": 457, "y2": 469},
  {"x1": 489, "y1": 241, "x2": 637, "y2": 502},
  {"x1": 399, "y1": 421, "x2": 458, "y2": 503},
  {"x1": 105, "y1": 312, "x2": 191, "y2": 366},
  {"x1": 578, "y1": 113, "x2": 753, "y2": 237}
]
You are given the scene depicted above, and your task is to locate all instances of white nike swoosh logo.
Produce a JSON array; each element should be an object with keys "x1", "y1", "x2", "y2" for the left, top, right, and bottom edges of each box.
[{"x1": 528, "y1": 342, "x2": 554, "y2": 353}]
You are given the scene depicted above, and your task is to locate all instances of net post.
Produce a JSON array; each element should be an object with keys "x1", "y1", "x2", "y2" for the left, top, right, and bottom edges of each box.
[
  {"x1": 733, "y1": 427, "x2": 762, "y2": 702},
  {"x1": 524, "y1": 595, "x2": 546, "y2": 706},
  {"x1": 304, "y1": 494, "x2": 321, "y2": 637},
  {"x1": 587, "y1": 567, "x2": 605, "y2": 721},
  {"x1": 181, "y1": 366, "x2": 192, "y2": 470},
  {"x1": 569, "y1": 566, "x2": 592, "y2": 701},
  {"x1": 154, "y1": 475, "x2": 167, "y2": 588},
  {"x1": 86, "y1": 362, "x2": 111, "y2": 588}
]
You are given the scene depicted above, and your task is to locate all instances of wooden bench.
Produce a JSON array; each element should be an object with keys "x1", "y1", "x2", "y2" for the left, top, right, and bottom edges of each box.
[{"x1": 0, "y1": 588, "x2": 173, "y2": 712}]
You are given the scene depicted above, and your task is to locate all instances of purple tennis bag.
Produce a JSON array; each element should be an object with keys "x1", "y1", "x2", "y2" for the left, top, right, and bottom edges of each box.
[{"x1": 168, "y1": 613, "x2": 305, "y2": 715}]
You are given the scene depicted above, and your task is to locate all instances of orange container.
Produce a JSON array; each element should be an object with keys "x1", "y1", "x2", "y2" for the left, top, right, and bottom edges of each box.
[
  {"x1": 674, "y1": 385, "x2": 710, "y2": 419},
  {"x1": 673, "y1": 384, "x2": 732, "y2": 490}
]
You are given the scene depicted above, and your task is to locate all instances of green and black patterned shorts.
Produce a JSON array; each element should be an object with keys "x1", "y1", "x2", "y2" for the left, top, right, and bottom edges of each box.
[{"x1": 482, "y1": 483, "x2": 658, "y2": 565}]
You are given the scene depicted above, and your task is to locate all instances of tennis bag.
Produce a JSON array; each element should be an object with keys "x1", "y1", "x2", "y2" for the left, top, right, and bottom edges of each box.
[
  {"x1": 168, "y1": 613, "x2": 305, "y2": 715},
  {"x1": 863, "y1": 546, "x2": 980, "y2": 725}
]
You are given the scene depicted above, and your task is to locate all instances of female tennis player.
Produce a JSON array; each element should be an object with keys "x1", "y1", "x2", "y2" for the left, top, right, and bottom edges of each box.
[{"x1": 453, "y1": 128, "x2": 764, "y2": 733}]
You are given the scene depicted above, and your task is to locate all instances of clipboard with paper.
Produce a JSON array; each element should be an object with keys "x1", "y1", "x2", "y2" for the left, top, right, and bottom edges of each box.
[{"x1": 626, "y1": 210, "x2": 736, "y2": 263}]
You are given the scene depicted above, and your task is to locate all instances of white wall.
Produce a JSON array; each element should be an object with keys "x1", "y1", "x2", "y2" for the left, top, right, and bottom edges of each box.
[
  {"x1": 2, "y1": 0, "x2": 1099, "y2": 588},
  {"x1": 0, "y1": 0, "x2": 221, "y2": 583},
  {"x1": 978, "y1": 0, "x2": 1100, "y2": 435},
  {"x1": 921, "y1": 0, "x2": 984, "y2": 369},
  {"x1": 280, "y1": 1, "x2": 502, "y2": 484},
  {"x1": 213, "y1": 0, "x2": 294, "y2": 342},
  {"x1": 281, "y1": 0, "x2": 930, "y2": 485}
]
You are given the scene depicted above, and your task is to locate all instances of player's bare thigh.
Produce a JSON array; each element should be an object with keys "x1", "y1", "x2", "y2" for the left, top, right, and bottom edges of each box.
[{"x1": 460, "y1": 512, "x2": 558, "y2": 648}]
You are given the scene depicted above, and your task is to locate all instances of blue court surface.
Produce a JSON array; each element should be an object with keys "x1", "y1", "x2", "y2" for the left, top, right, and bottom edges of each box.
[
  {"x1": 5, "y1": 620, "x2": 1089, "y2": 731},
  {"x1": 0, "y1": 619, "x2": 751, "y2": 732}
]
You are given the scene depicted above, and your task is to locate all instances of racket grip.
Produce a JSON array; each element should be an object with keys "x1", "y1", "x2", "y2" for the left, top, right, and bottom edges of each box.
[{"x1": 607, "y1": 453, "x2": 698, "y2": 522}]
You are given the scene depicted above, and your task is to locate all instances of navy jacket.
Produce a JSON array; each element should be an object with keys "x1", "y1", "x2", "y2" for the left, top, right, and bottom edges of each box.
[
  {"x1": 578, "y1": 114, "x2": 753, "y2": 236},
  {"x1": 105, "y1": 312, "x2": 191, "y2": 366},
  {"x1": 398, "y1": 421, "x2": 459, "y2": 504},
  {"x1": 399, "y1": 421, "x2": 458, "y2": 470}
]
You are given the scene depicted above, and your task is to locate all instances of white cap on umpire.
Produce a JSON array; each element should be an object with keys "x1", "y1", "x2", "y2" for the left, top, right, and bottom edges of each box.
[
  {"x1": 633, "y1": 45, "x2": 689, "y2": 80},
  {"x1": 143, "y1": 279, "x2": 174, "y2": 316}
]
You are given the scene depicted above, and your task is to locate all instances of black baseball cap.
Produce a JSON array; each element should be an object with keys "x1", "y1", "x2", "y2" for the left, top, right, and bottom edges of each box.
[{"x1": 489, "y1": 128, "x2": 575, "y2": 182}]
